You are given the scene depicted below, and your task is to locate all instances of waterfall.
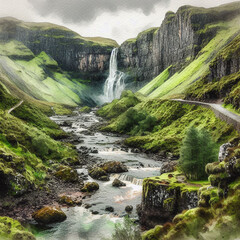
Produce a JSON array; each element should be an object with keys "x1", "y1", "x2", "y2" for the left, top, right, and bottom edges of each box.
[
  {"x1": 111, "y1": 173, "x2": 143, "y2": 186},
  {"x1": 103, "y1": 48, "x2": 125, "y2": 103}
]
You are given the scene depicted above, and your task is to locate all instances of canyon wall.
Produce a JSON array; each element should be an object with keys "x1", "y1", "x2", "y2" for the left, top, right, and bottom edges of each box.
[
  {"x1": 119, "y1": 3, "x2": 240, "y2": 83},
  {"x1": 0, "y1": 18, "x2": 118, "y2": 81}
]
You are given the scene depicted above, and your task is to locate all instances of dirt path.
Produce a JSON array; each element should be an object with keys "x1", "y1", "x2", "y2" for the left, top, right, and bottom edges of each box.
[
  {"x1": 8, "y1": 100, "x2": 23, "y2": 114},
  {"x1": 172, "y1": 99, "x2": 240, "y2": 133}
]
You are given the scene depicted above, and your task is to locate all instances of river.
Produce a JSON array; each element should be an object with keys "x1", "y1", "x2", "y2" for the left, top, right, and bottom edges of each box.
[{"x1": 35, "y1": 109, "x2": 162, "y2": 240}]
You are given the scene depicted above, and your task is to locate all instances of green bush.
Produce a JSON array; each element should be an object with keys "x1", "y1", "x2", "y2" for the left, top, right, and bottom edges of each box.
[
  {"x1": 32, "y1": 135, "x2": 51, "y2": 158},
  {"x1": 109, "y1": 217, "x2": 142, "y2": 240},
  {"x1": 116, "y1": 108, "x2": 157, "y2": 135},
  {"x1": 179, "y1": 126, "x2": 218, "y2": 180}
]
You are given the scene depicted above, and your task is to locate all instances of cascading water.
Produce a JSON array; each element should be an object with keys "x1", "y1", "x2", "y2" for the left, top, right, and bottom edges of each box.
[{"x1": 103, "y1": 48, "x2": 125, "y2": 103}]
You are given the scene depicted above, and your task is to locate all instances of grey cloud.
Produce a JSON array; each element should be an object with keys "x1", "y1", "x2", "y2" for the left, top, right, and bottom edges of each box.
[{"x1": 28, "y1": 0, "x2": 169, "y2": 23}]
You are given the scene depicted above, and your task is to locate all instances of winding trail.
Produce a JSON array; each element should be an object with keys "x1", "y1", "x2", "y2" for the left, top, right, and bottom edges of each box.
[
  {"x1": 8, "y1": 100, "x2": 23, "y2": 114},
  {"x1": 172, "y1": 99, "x2": 240, "y2": 133}
]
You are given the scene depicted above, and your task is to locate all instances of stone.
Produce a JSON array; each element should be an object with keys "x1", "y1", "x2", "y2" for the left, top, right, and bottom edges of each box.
[
  {"x1": 125, "y1": 205, "x2": 133, "y2": 213},
  {"x1": 112, "y1": 178, "x2": 126, "y2": 187},
  {"x1": 88, "y1": 167, "x2": 109, "y2": 180},
  {"x1": 32, "y1": 206, "x2": 67, "y2": 225},
  {"x1": 160, "y1": 161, "x2": 178, "y2": 175},
  {"x1": 81, "y1": 182, "x2": 99, "y2": 192},
  {"x1": 101, "y1": 161, "x2": 128, "y2": 173},
  {"x1": 54, "y1": 165, "x2": 78, "y2": 182},
  {"x1": 105, "y1": 206, "x2": 114, "y2": 212}
]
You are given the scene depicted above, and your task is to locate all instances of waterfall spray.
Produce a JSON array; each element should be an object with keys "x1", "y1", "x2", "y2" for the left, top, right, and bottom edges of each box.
[{"x1": 103, "y1": 48, "x2": 125, "y2": 103}]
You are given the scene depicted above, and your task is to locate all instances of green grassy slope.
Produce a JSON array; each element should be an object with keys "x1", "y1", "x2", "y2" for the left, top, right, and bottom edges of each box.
[
  {"x1": 138, "y1": 17, "x2": 240, "y2": 100},
  {"x1": 0, "y1": 41, "x2": 88, "y2": 106}
]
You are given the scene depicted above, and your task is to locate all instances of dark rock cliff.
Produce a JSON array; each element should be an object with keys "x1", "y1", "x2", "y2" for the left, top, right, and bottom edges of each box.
[
  {"x1": 0, "y1": 18, "x2": 118, "y2": 81},
  {"x1": 119, "y1": 2, "x2": 240, "y2": 83},
  {"x1": 138, "y1": 175, "x2": 198, "y2": 229}
]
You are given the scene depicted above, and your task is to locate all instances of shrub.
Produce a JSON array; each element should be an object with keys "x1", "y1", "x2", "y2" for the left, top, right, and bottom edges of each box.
[
  {"x1": 109, "y1": 216, "x2": 142, "y2": 240},
  {"x1": 179, "y1": 126, "x2": 218, "y2": 180}
]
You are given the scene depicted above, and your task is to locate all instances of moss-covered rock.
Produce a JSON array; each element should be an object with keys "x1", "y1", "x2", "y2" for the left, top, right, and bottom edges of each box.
[
  {"x1": 101, "y1": 161, "x2": 128, "y2": 173},
  {"x1": 32, "y1": 206, "x2": 67, "y2": 225},
  {"x1": 88, "y1": 167, "x2": 109, "y2": 181},
  {"x1": 112, "y1": 178, "x2": 126, "y2": 187},
  {"x1": 81, "y1": 182, "x2": 99, "y2": 192},
  {"x1": 0, "y1": 217, "x2": 36, "y2": 240},
  {"x1": 54, "y1": 165, "x2": 78, "y2": 182}
]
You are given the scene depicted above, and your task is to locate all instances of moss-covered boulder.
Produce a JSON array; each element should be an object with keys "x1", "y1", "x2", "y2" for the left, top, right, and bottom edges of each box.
[
  {"x1": 0, "y1": 217, "x2": 36, "y2": 240},
  {"x1": 88, "y1": 167, "x2": 109, "y2": 181},
  {"x1": 101, "y1": 161, "x2": 128, "y2": 173},
  {"x1": 54, "y1": 165, "x2": 78, "y2": 182},
  {"x1": 32, "y1": 206, "x2": 67, "y2": 225},
  {"x1": 81, "y1": 182, "x2": 99, "y2": 192},
  {"x1": 112, "y1": 178, "x2": 126, "y2": 187}
]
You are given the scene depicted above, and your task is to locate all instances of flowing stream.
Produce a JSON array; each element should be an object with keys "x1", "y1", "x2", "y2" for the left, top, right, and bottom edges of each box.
[{"x1": 35, "y1": 110, "x2": 162, "y2": 240}]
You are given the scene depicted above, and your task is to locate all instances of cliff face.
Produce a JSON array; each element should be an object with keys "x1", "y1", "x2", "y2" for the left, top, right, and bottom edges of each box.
[
  {"x1": 138, "y1": 173, "x2": 199, "y2": 229},
  {"x1": 0, "y1": 18, "x2": 118, "y2": 81},
  {"x1": 119, "y1": 3, "x2": 240, "y2": 83}
]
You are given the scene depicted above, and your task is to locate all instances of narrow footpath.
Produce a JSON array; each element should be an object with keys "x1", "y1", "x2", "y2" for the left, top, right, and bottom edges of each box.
[
  {"x1": 172, "y1": 99, "x2": 240, "y2": 132},
  {"x1": 8, "y1": 100, "x2": 23, "y2": 114}
]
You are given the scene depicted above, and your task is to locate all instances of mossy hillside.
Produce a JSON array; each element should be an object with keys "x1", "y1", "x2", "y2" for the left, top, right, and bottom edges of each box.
[
  {"x1": 96, "y1": 90, "x2": 142, "y2": 119},
  {"x1": 0, "y1": 40, "x2": 87, "y2": 106},
  {"x1": 0, "y1": 40, "x2": 34, "y2": 60},
  {"x1": 0, "y1": 216, "x2": 35, "y2": 240},
  {"x1": 0, "y1": 82, "x2": 69, "y2": 139},
  {"x1": 138, "y1": 66, "x2": 172, "y2": 96},
  {"x1": 104, "y1": 99, "x2": 236, "y2": 154},
  {"x1": 145, "y1": 18, "x2": 240, "y2": 99}
]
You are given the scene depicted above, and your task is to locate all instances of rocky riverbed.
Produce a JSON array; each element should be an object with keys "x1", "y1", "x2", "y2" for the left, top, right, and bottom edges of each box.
[{"x1": 0, "y1": 108, "x2": 168, "y2": 240}]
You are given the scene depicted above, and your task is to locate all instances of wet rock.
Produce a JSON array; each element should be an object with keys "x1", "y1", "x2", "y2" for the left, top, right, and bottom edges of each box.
[
  {"x1": 60, "y1": 121, "x2": 72, "y2": 127},
  {"x1": 84, "y1": 203, "x2": 92, "y2": 209},
  {"x1": 160, "y1": 161, "x2": 178, "y2": 174},
  {"x1": 105, "y1": 206, "x2": 114, "y2": 212},
  {"x1": 58, "y1": 195, "x2": 75, "y2": 206},
  {"x1": 112, "y1": 179, "x2": 126, "y2": 187},
  {"x1": 125, "y1": 205, "x2": 133, "y2": 213},
  {"x1": 91, "y1": 210, "x2": 99, "y2": 215},
  {"x1": 99, "y1": 176, "x2": 110, "y2": 181},
  {"x1": 88, "y1": 167, "x2": 109, "y2": 181},
  {"x1": 100, "y1": 161, "x2": 128, "y2": 173},
  {"x1": 54, "y1": 166, "x2": 79, "y2": 183},
  {"x1": 81, "y1": 182, "x2": 99, "y2": 192},
  {"x1": 32, "y1": 206, "x2": 67, "y2": 225}
]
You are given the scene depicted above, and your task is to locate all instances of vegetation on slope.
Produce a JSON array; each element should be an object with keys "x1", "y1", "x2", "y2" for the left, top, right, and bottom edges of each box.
[
  {"x1": 100, "y1": 94, "x2": 236, "y2": 155},
  {"x1": 0, "y1": 82, "x2": 78, "y2": 196},
  {"x1": 185, "y1": 34, "x2": 240, "y2": 111},
  {"x1": 142, "y1": 137, "x2": 240, "y2": 240},
  {"x1": 137, "y1": 16, "x2": 240, "y2": 100}
]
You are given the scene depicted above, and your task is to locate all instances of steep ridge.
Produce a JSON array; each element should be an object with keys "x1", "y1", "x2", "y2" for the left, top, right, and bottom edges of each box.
[{"x1": 119, "y1": 2, "x2": 240, "y2": 85}]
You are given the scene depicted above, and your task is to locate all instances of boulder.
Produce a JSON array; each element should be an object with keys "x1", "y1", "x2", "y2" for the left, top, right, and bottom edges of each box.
[
  {"x1": 89, "y1": 167, "x2": 109, "y2": 181},
  {"x1": 105, "y1": 206, "x2": 114, "y2": 212},
  {"x1": 81, "y1": 182, "x2": 99, "y2": 192},
  {"x1": 160, "y1": 161, "x2": 178, "y2": 174},
  {"x1": 32, "y1": 206, "x2": 66, "y2": 225},
  {"x1": 125, "y1": 205, "x2": 133, "y2": 213},
  {"x1": 101, "y1": 161, "x2": 128, "y2": 173},
  {"x1": 54, "y1": 165, "x2": 78, "y2": 182},
  {"x1": 112, "y1": 178, "x2": 126, "y2": 187}
]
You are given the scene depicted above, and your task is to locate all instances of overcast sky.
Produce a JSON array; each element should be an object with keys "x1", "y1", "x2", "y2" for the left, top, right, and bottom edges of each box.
[{"x1": 0, "y1": 0, "x2": 239, "y2": 44}]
